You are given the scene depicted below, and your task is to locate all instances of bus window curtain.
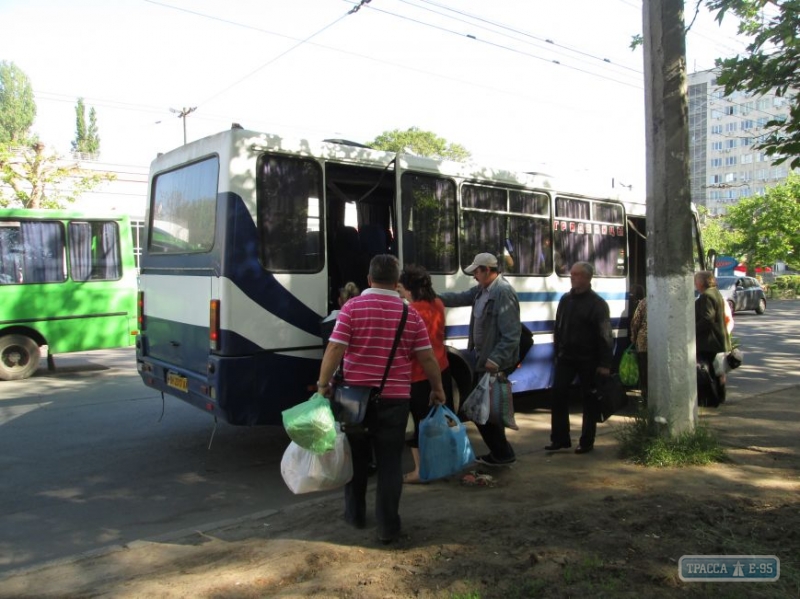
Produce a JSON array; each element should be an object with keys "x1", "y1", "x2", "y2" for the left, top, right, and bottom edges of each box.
[
  {"x1": 21, "y1": 221, "x2": 65, "y2": 283},
  {"x1": 69, "y1": 222, "x2": 93, "y2": 281},
  {"x1": 554, "y1": 198, "x2": 590, "y2": 271},
  {"x1": 0, "y1": 226, "x2": 22, "y2": 284},
  {"x1": 101, "y1": 222, "x2": 121, "y2": 279}
]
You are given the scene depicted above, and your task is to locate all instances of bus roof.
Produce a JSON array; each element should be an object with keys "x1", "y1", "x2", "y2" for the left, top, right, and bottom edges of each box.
[{"x1": 150, "y1": 127, "x2": 641, "y2": 205}]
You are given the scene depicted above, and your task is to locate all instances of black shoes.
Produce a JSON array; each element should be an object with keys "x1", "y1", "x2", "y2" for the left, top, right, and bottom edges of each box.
[
  {"x1": 475, "y1": 453, "x2": 516, "y2": 466},
  {"x1": 574, "y1": 445, "x2": 594, "y2": 454},
  {"x1": 544, "y1": 442, "x2": 572, "y2": 451}
]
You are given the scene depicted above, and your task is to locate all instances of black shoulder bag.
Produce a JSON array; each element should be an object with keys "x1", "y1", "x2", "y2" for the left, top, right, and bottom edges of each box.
[{"x1": 331, "y1": 304, "x2": 408, "y2": 432}]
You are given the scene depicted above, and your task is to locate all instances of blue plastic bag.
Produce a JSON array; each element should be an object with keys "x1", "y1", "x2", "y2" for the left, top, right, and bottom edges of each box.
[{"x1": 419, "y1": 405, "x2": 476, "y2": 482}]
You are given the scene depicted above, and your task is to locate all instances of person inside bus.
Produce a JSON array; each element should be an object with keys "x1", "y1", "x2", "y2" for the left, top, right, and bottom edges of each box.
[
  {"x1": 548, "y1": 261, "x2": 613, "y2": 454},
  {"x1": 397, "y1": 264, "x2": 453, "y2": 484},
  {"x1": 339, "y1": 281, "x2": 360, "y2": 307},
  {"x1": 320, "y1": 282, "x2": 360, "y2": 346},
  {"x1": 438, "y1": 252, "x2": 521, "y2": 466},
  {"x1": 316, "y1": 255, "x2": 446, "y2": 544}
]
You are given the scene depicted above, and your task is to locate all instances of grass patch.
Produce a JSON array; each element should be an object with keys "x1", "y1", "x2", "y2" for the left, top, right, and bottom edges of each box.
[{"x1": 615, "y1": 408, "x2": 726, "y2": 467}]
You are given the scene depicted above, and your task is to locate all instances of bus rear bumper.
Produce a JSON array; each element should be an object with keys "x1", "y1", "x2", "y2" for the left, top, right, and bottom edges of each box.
[{"x1": 136, "y1": 354, "x2": 230, "y2": 422}]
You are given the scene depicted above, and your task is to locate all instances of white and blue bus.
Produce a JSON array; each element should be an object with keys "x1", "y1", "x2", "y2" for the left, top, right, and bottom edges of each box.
[{"x1": 136, "y1": 127, "x2": 705, "y2": 425}]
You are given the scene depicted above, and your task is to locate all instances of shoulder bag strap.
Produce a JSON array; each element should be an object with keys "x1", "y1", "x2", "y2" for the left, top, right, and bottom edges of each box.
[{"x1": 377, "y1": 303, "x2": 408, "y2": 394}]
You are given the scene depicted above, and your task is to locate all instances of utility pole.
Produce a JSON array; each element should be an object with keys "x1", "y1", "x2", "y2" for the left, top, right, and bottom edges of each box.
[
  {"x1": 642, "y1": 0, "x2": 698, "y2": 435},
  {"x1": 170, "y1": 107, "x2": 197, "y2": 145}
]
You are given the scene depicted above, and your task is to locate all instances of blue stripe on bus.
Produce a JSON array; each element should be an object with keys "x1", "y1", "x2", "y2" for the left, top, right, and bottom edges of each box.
[
  {"x1": 515, "y1": 291, "x2": 629, "y2": 302},
  {"x1": 445, "y1": 317, "x2": 627, "y2": 339},
  {"x1": 222, "y1": 193, "x2": 324, "y2": 338}
]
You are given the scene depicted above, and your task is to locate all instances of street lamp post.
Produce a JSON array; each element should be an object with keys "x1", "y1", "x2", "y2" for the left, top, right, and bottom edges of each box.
[{"x1": 170, "y1": 107, "x2": 197, "y2": 145}]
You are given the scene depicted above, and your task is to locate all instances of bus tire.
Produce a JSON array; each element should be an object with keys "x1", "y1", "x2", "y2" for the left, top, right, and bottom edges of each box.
[{"x1": 0, "y1": 334, "x2": 41, "y2": 381}]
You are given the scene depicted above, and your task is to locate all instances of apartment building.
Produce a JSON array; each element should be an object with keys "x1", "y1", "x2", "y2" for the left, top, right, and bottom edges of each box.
[{"x1": 688, "y1": 68, "x2": 796, "y2": 215}]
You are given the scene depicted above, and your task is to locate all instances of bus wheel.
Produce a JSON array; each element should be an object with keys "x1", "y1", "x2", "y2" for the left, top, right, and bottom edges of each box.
[{"x1": 0, "y1": 335, "x2": 41, "y2": 381}]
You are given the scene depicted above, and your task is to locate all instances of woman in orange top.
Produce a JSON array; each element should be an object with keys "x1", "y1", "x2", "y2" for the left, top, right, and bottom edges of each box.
[{"x1": 398, "y1": 264, "x2": 453, "y2": 484}]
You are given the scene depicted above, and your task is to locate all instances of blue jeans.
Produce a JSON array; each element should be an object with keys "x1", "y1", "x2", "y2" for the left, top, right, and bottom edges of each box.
[{"x1": 344, "y1": 399, "x2": 410, "y2": 539}]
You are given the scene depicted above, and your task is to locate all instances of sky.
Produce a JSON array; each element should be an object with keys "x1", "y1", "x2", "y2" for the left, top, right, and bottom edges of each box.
[{"x1": 0, "y1": 0, "x2": 746, "y2": 194}]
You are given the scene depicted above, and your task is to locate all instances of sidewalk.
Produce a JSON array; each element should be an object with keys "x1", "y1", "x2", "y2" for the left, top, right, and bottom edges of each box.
[{"x1": 2, "y1": 386, "x2": 798, "y2": 598}]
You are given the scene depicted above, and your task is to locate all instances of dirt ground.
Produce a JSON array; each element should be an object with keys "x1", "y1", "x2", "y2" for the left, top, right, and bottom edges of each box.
[{"x1": 2, "y1": 388, "x2": 799, "y2": 599}]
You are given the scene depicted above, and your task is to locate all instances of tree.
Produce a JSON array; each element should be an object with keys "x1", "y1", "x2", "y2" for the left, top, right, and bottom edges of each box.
[
  {"x1": 71, "y1": 97, "x2": 101, "y2": 158},
  {"x1": 721, "y1": 173, "x2": 800, "y2": 268},
  {"x1": 705, "y1": 0, "x2": 800, "y2": 168},
  {"x1": 369, "y1": 127, "x2": 471, "y2": 162},
  {"x1": 0, "y1": 60, "x2": 36, "y2": 144},
  {"x1": 0, "y1": 142, "x2": 113, "y2": 209},
  {"x1": 698, "y1": 206, "x2": 737, "y2": 255}
]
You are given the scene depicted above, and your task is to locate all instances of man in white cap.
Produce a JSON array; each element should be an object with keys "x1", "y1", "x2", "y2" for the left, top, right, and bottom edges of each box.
[{"x1": 438, "y1": 252, "x2": 521, "y2": 465}]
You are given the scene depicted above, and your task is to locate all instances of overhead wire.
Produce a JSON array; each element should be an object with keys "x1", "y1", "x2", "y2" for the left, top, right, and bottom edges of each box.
[
  {"x1": 345, "y1": 0, "x2": 644, "y2": 89},
  {"x1": 32, "y1": 0, "x2": 774, "y2": 152},
  {"x1": 404, "y1": 0, "x2": 644, "y2": 74}
]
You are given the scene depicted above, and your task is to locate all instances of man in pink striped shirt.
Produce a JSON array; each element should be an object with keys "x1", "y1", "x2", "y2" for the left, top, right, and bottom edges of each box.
[{"x1": 317, "y1": 254, "x2": 445, "y2": 544}]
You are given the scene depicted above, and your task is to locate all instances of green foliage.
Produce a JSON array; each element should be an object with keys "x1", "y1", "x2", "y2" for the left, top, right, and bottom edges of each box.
[
  {"x1": 771, "y1": 275, "x2": 800, "y2": 298},
  {"x1": 616, "y1": 408, "x2": 726, "y2": 467},
  {"x1": 706, "y1": 0, "x2": 800, "y2": 169},
  {"x1": 71, "y1": 98, "x2": 101, "y2": 158},
  {"x1": 0, "y1": 142, "x2": 114, "y2": 209},
  {"x1": 698, "y1": 205, "x2": 737, "y2": 255},
  {"x1": 0, "y1": 60, "x2": 36, "y2": 144},
  {"x1": 369, "y1": 127, "x2": 471, "y2": 162},
  {"x1": 721, "y1": 173, "x2": 800, "y2": 268}
]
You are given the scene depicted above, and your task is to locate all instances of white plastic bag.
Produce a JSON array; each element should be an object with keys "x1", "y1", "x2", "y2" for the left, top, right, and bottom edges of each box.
[
  {"x1": 460, "y1": 372, "x2": 491, "y2": 425},
  {"x1": 280, "y1": 428, "x2": 353, "y2": 494}
]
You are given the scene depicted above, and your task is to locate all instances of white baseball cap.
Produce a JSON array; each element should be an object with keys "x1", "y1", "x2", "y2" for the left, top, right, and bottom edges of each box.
[{"x1": 464, "y1": 252, "x2": 499, "y2": 274}]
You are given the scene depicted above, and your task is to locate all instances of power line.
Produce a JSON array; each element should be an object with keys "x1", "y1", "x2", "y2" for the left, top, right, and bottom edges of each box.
[
  {"x1": 345, "y1": 0, "x2": 645, "y2": 89},
  {"x1": 144, "y1": 0, "x2": 356, "y2": 108},
  {"x1": 403, "y1": 0, "x2": 643, "y2": 74}
]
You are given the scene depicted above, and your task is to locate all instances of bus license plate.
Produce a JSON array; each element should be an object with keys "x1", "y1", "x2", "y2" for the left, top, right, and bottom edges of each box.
[{"x1": 167, "y1": 372, "x2": 188, "y2": 392}]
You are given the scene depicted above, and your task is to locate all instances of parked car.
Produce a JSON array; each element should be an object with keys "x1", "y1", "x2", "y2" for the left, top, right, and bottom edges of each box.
[{"x1": 716, "y1": 276, "x2": 767, "y2": 315}]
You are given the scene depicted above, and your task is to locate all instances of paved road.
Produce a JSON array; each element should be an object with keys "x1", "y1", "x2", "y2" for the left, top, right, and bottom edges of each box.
[
  {"x1": 724, "y1": 299, "x2": 800, "y2": 396},
  {"x1": 0, "y1": 299, "x2": 796, "y2": 574},
  {"x1": 0, "y1": 348, "x2": 310, "y2": 574}
]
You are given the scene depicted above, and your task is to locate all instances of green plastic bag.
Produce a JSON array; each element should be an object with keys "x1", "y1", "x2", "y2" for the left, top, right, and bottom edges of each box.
[
  {"x1": 619, "y1": 345, "x2": 639, "y2": 387},
  {"x1": 281, "y1": 393, "x2": 337, "y2": 454}
]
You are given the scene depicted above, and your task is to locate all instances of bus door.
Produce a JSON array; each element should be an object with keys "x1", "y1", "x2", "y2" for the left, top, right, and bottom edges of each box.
[{"x1": 324, "y1": 160, "x2": 397, "y2": 312}]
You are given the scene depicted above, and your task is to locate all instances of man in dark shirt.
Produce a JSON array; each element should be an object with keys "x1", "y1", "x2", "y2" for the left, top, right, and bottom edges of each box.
[{"x1": 547, "y1": 261, "x2": 613, "y2": 454}]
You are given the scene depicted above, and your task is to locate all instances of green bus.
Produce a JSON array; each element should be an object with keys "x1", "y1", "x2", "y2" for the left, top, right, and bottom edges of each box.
[{"x1": 0, "y1": 209, "x2": 138, "y2": 380}]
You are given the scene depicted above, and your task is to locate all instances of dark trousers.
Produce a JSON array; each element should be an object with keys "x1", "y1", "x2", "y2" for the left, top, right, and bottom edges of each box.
[
  {"x1": 551, "y1": 358, "x2": 599, "y2": 448},
  {"x1": 472, "y1": 372, "x2": 515, "y2": 460},
  {"x1": 408, "y1": 368, "x2": 453, "y2": 448},
  {"x1": 345, "y1": 400, "x2": 409, "y2": 539},
  {"x1": 636, "y1": 351, "x2": 648, "y2": 400}
]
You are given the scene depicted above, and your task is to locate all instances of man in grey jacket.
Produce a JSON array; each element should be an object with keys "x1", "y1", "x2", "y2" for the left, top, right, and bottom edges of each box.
[{"x1": 438, "y1": 252, "x2": 521, "y2": 465}]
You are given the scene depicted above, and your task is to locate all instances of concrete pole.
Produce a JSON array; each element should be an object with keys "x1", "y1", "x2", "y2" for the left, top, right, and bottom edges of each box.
[{"x1": 642, "y1": 0, "x2": 698, "y2": 435}]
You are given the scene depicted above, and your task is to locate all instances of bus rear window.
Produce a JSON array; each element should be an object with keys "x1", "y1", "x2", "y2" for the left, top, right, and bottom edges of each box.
[{"x1": 149, "y1": 157, "x2": 219, "y2": 254}]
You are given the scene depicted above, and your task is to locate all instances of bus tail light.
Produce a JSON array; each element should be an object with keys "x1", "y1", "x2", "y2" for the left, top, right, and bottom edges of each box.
[
  {"x1": 210, "y1": 300, "x2": 220, "y2": 350},
  {"x1": 138, "y1": 291, "x2": 146, "y2": 330}
]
